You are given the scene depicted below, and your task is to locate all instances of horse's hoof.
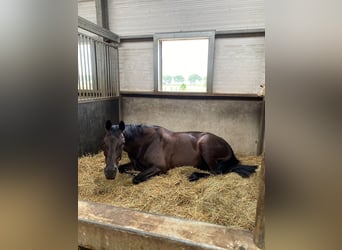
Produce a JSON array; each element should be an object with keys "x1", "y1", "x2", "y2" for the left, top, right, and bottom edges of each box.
[
  {"x1": 132, "y1": 177, "x2": 140, "y2": 184},
  {"x1": 188, "y1": 174, "x2": 199, "y2": 182}
]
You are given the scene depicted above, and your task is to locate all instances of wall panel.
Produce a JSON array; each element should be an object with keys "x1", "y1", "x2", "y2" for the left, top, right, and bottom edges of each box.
[
  {"x1": 108, "y1": 0, "x2": 264, "y2": 36},
  {"x1": 213, "y1": 37, "x2": 265, "y2": 94},
  {"x1": 78, "y1": 0, "x2": 97, "y2": 24},
  {"x1": 119, "y1": 42, "x2": 154, "y2": 91},
  {"x1": 122, "y1": 96, "x2": 262, "y2": 156},
  {"x1": 78, "y1": 98, "x2": 120, "y2": 156}
]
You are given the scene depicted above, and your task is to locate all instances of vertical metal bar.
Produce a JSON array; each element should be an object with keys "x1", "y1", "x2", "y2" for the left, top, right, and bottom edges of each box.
[
  {"x1": 87, "y1": 37, "x2": 93, "y2": 92},
  {"x1": 89, "y1": 38, "x2": 97, "y2": 97},
  {"x1": 77, "y1": 35, "x2": 82, "y2": 98},
  {"x1": 104, "y1": 45, "x2": 111, "y2": 97},
  {"x1": 93, "y1": 40, "x2": 99, "y2": 97},
  {"x1": 112, "y1": 47, "x2": 117, "y2": 96},
  {"x1": 84, "y1": 37, "x2": 90, "y2": 93},
  {"x1": 102, "y1": 44, "x2": 106, "y2": 97},
  {"x1": 80, "y1": 35, "x2": 87, "y2": 97},
  {"x1": 207, "y1": 32, "x2": 215, "y2": 94},
  {"x1": 104, "y1": 45, "x2": 108, "y2": 97},
  {"x1": 81, "y1": 35, "x2": 89, "y2": 97},
  {"x1": 99, "y1": 42, "x2": 103, "y2": 97},
  {"x1": 153, "y1": 36, "x2": 159, "y2": 92},
  {"x1": 116, "y1": 48, "x2": 120, "y2": 97},
  {"x1": 85, "y1": 37, "x2": 92, "y2": 93},
  {"x1": 113, "y1": 47, "x2": 117, "y2": 96},
  {"x1": 108, "y1": 47, "x2": 112, "y2": 97},
  {"x1": 105, "y1": 45, "x2": 111, "y2": 97},
  {"x1": 100, "y1": 43, "x2": 106, "y2": 97},
  {"x1": 110, "y1": 47, "x2": 115, "y2": 97}
]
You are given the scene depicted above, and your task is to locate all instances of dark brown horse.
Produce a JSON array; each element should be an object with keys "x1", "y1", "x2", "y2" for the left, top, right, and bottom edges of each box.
[{"x1": 103, "y1": 120, "x2": 257, "y2": 184}]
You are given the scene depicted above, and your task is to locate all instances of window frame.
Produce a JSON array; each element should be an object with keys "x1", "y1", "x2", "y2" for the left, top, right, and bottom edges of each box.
[{"x1": 153, "y1": 31, "x2": 215, "y2": 94}]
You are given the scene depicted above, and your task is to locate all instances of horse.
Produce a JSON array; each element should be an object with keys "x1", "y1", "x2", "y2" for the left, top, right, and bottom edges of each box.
[{"x1": 103, "y1": 120, "x2": 258, "y2": 184}]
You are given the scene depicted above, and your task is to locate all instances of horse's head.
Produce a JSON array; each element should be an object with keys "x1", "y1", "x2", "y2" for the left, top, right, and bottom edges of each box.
[{"x1": 103, "y1": 120, "x2": 125, "y2": 179}]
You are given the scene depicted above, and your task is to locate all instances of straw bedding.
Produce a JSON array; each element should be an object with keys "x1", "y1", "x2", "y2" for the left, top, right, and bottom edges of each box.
[{"x1": 78, "y1": 151, "x2": 263, "y2": 231}]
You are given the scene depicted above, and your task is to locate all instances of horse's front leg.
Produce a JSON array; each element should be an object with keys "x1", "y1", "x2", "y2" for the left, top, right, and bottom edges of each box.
[
  {"x1": 118, "y1": 162, "x2": 134, "y2": 173},
  {"x1": 132, "y1": 166, "x2": 161, "y2": 184}
]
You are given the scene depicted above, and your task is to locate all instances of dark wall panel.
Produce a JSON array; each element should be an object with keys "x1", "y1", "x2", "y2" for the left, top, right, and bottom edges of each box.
[{"x1": 78, "y1": 98, "x2": 120, "y2": 156}]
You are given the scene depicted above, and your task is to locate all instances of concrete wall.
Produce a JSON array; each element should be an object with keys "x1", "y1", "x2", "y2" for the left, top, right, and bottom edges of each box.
[
  {"x1": 78, "y1": 98, "x2": 120, "y2": 156},
  {"x1": 122, "y1": 96, "x2": 263, "y2": 156}
]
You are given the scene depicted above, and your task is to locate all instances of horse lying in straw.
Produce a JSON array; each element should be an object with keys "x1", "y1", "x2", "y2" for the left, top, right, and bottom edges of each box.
[{"x1": 103, "y1": 120, "x2": 257, "y2": 184}]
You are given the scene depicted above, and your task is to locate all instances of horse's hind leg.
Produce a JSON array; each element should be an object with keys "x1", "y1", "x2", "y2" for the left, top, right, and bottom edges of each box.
[{"x1": 132, "y1": 167, "x2": 161, "y2": 184}]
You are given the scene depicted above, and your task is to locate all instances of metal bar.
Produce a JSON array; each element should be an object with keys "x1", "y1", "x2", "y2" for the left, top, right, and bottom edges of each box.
[
  {"x1": 120, "y1": 29, "x2": 265, "y2": 42},
  {"x1": 215, "y1": 29, "x2": 265, "y2": 38},
  {"x1": 77, "y1": 35, "x2": 83, "y2": 96},
  {"x1": 104, "y1": 46, "x2": 109, "y2": 97},
  {"x1": 95, "y1": 0, "x2": 109, "y2": 29},
  {"x1": 98, "y1": 42, "x2": 105, "y2": 98},
  {"x1": 102, "y1": 44, "x2": 107, "y2": 97},
  {"x1": 78, "y1": 16, "x2": 120, "y2": 43},
  {"x1": 77, "y1": 24, "x2": 120, "y2": 101},
  {"x1": 108, "y1": 46, "x2": 111, "y2": 96},
  {"x1": 87, "y1": 37, "x2": 94, "y2": 92},
  {"x1": 80, "y1": 35, "x2": 88, "y2": 94},
  {"x1": 106, "y1": 47, "x2": 113, "y2": 96},
  {"x1": 84, "y1": 36, "x2": 92, "y2": 92},
  {"x1": 207, "y1": 32, "x2": 215, "y2": 94},
  {"x1": 153, "y1": 37, "x2": 159, "y2": 92},
  {"x1": 89, "y1": 38, "x2": 98, "y2": 97},
  {"x1": 114, "y1": 48, "x2": 119, "y2": 96},
  {"x1": 78, "y1": 31, "x2": 118, "y2": 48},
  {"x1": 80, "y1": 35, "x2": 87, "y2": 95},
  {"x1": 92, "y1": 40, "x2": 99, "y2": 95},
  {"x1": 110, "y1": 47, "x2": 114, "y2": 96}
]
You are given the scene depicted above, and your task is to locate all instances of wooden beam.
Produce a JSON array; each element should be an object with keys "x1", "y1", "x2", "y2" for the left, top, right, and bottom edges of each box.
[
  {"x1": 78, "y1": 201, "x2": 259, "y2": 250},
  {"x1": 78, "y1": 16, "x2": 119, "y2": 43}
]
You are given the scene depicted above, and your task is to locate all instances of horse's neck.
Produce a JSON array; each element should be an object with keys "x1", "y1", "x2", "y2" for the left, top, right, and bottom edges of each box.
[
  {"x1": 122, "y1": 126, "x2": 142, "y2": 157},
  {"x1": 123, "y1": 124, "x2": 142, "y2": 146}
]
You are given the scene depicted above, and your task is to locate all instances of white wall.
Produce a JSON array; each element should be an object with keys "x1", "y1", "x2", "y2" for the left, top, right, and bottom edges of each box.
[
  {"x1": 119, "y1": 42, "x2": 154, "y2": 92},
  {"x1": 118, "y1": 37, "x2": 265, "y2": 94},
  {"x1": 78, "y1": 0, "x2": 96, "y2": 24},
  {"x1": 108, "y1": 0, "x2": 264, "y2": 36},
  {"x1": 213, "y1": 37, "x2": 265, "y2": 94}
]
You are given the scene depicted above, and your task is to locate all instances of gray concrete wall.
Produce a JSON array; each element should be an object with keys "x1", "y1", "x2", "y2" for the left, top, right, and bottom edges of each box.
[
  {"x1": 122, "y1": 96, "x2": 263, "y2": 156},
  {"x1": 78, "y1": 98, "x2": 120, "y2": 156}
]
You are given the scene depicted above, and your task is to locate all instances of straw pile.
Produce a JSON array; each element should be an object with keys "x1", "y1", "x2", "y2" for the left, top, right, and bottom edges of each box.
[{"x1": 78, "y1": 151, "x2": 263, "y2": 231}]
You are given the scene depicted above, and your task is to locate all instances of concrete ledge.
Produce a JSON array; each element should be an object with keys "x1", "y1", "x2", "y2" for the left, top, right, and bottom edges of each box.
[{"x1": 78, "y1": 200, "x2": 259, "y2": 250}]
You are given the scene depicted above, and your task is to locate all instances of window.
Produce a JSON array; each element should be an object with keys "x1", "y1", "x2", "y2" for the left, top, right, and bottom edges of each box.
[{"x1": 154, "y1": 31, "x2": 215, "y2": 93}]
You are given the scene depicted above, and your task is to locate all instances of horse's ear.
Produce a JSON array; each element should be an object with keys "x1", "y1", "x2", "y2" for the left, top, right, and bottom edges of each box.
[
  {"x1": 119, "y1": 120, "x2": 125, "y2": 131},
  {"x1": 105, "y1": 120, "x2": 112, "y2": 131}
]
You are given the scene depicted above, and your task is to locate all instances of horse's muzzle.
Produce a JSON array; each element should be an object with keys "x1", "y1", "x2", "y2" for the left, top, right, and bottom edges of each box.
[{"x1": 104, "y1": 165, "x2": 118, "y2": 179}]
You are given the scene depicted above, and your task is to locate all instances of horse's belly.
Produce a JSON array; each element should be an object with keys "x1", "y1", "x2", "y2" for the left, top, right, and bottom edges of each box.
[{"x1": 171, "y1": 148, "x2": 199, "y2": 167}]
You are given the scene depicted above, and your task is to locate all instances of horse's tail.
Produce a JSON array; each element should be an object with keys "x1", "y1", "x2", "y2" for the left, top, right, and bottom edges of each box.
[
  {"x1": 217, "y1": 156, "x2": 258, "y2": 178},
  {"x1": 229, "y1": 164, "x2": 258, "y2": 178}
]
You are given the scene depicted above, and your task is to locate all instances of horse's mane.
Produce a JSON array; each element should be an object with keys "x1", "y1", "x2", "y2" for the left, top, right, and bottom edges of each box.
[{"x1": 124, "y1": 124, "x2": 159, "y2": 142}]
